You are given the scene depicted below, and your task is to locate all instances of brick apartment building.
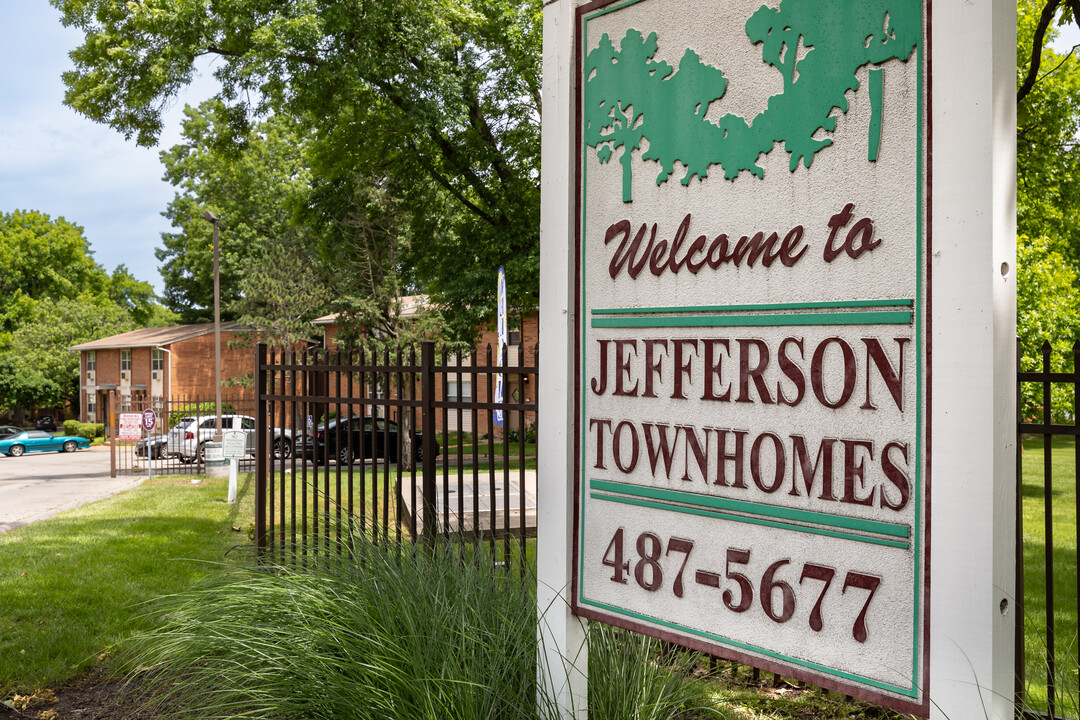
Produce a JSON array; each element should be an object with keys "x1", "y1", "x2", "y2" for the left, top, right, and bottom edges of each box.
[
  {"x1": 70, "y1": 322, "x2": 256, "y2": 424},
  {"x1": 311, "y1": 296, "x2": 538, "y2": 435}
]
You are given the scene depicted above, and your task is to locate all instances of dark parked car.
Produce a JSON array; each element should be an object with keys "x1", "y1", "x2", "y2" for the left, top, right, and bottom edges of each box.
[
  {"x1": 136, "y1": 435, "x2": 168, "y2": 459},
  {"x1": 303, "y1": 416, "x2": 438, "y2": 465},
  {"x1": 0, "y1": 425, "x2": 22, "y2": 439},
  {"x1": 35, "y1": 415, "x2": 57, "y2": 432}
]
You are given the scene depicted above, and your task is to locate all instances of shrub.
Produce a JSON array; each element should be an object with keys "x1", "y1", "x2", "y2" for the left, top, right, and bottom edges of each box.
[
  {"x1": 76, "y1": 423, "x2": 98, "y2": 441},
  {"x1": 168, "y1": 403, "x2": 235, "y2": 426},
  {"x1": 125, "y1": 533, "x2": 539, "y2": 720},
  {"x1": 62, "y1": 420, "x2": 80, "y2": 436}
]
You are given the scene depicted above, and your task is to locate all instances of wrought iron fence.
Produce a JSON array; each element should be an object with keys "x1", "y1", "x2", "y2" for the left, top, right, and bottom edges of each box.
[
  {"x1": 107, "y1": 391, "x2": 256, "y2": 477},
  {"x1": 254, "y1": 341, "x2": 538, "y2": 574},
  {"x1": 1016, "y1": 340, "x2": 1079, "y2": 719}
]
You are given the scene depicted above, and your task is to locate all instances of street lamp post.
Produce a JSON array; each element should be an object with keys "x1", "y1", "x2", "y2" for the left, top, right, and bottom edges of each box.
[{"x1": 202, "y1": 210, "x2": 223, "y2": 444}]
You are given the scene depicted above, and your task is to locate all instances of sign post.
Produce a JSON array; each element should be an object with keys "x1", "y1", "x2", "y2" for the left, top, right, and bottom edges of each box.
[
  {"x1": 538, "y1": 0, "x2": 1016, "y2": 715},
  {"x1": 142, "y1": 410, "x2": 157, "y2": 479}
]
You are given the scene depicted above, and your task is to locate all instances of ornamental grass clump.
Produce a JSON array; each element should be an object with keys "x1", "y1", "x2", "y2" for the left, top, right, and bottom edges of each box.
[
  {"x1": 124, "y1": 534, "x2": 538, "y2": 720},
  {"x1": 587, "y1": 623, "x2": 723, "y2": 720}
]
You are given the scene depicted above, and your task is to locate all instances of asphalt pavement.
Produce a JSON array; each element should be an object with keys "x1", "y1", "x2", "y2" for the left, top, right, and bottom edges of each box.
[{"x1": 0, "y1": 444, "x2": 142, "y2": 534}]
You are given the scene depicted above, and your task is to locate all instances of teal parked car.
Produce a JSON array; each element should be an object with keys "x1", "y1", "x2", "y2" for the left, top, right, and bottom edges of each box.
[{"x1": 0, "y1": 430, "x2": 89, "y2": 457}]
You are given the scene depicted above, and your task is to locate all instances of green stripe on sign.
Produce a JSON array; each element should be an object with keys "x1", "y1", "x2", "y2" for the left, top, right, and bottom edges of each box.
[
  {"x1": 591, "y1": 299, "x2": 913, "y2": 315},
  {"x1": 591, "y1": 311, "x2": 912, "y2": 328},
  {"x1": 590, "y1": 492, "x2": 911, "y2": 549},
  {"x1": 577, "y1": 597, "x2": 918, "y2": 697},
  {"x1": 589, "y1": 478, "x2": 910, "y2": 538}
]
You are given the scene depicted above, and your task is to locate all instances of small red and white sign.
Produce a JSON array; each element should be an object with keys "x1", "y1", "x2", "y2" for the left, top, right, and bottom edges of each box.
[{"x1": 119, "y1": 413, "x2": 143, "y2": 441}]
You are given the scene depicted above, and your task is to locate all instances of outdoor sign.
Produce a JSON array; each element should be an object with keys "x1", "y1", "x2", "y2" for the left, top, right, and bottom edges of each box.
[
  {"x1": 222, "y1": 430, "x2": 247, "y2": 460},
  {"x1": 141, "y1": 409, "x2": 156, "y2": 432},
  {"x1": 495, "y1": 266, "x2": 508, "y2": 428},
  {"x1": 118, "y1": 413, "x2": 143, "y2": 442},
  {"x1": 572, "y1": 0, "x2": 929, "y2": 713}
]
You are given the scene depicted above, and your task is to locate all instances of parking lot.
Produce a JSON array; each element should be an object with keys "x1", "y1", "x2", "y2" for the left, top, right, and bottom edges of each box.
[{"x1": 0, "y1": 444, "x2": 140, "y2": 534}]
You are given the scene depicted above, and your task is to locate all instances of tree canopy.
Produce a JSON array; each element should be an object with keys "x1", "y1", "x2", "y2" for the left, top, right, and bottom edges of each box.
[
  {"x1": 53, "y1": 0, "x2": 542, "y2": 339},
  {"x1": 1017, "y1": 0, "x2": 1080, "y2": 418},
  {"x1": 0, "y1": 211, "x2": 173, "y2": 413}
]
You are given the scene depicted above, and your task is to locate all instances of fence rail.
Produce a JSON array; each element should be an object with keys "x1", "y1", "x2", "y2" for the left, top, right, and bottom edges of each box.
[{"x1": 255, "y1": 341, "x2": 538, "y2": 574}]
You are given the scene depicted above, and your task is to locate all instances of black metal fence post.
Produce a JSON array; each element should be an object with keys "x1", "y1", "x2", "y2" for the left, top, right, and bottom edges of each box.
[
  {"x1": 255, "y1": 343, "x2": 268, "y2": 556},
  {"x1": 421, "y1": 341, "x2": 437, "y2": 548}
]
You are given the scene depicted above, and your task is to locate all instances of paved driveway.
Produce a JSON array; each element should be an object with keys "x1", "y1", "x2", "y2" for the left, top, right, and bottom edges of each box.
[{"x1": 0, "y1": 444, "x2": 142, "y2": 534}]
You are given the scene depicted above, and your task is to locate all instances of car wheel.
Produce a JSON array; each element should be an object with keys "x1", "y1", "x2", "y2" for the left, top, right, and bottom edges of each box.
[
  {"x1": 415, "y1": 442, "x2": 423, "y2": 463},
  {"x1": 273, "y1": 437, "x2": 292, "y2": 459},
  {"x1": 198, "y1": 442, "x2": 208, "y2": 463},
  {"x1": 338, "y1": 445, "x2": 353, "y2": 465},
  {"x1": 10, "y1": 445, "x2": 24, "y2": 457},
  {"x1": 63, "y1": 440, "x2": 77, "y2": 453}
]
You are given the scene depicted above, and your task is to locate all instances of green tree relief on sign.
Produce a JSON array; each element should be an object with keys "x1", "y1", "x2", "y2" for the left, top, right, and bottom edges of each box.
[{"x1": 584, "y1": 0, "x2": 920, "y2": 201}]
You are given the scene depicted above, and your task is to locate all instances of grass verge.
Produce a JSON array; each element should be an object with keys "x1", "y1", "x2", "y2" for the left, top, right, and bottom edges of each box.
[
  {"x1": 1019, "y1": 434, "x2": 1079, "y2": 715},
  {"x1": 0, "y1": 473, "x2": 256, "y2": 695}
]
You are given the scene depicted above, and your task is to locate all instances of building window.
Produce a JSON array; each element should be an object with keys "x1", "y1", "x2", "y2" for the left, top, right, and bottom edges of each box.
[
  {"x1": 121, "y1": 350, "x2": 131, "y2": 373},
  {"x1": 120, "y1": 390, "x2": 131, "y2": 411},
  {"x1": 447, "y1": 376, "x2": 473, "y2": 402},
  {"x1": 86, "y1": 351, "x2": 96, "y2": 373},
  {"x1": 86, "y1": 393, "x2": 97, "y2": 420},
  {"x1": 152, "y1": 348, "x2": 164, "y2": 372}
]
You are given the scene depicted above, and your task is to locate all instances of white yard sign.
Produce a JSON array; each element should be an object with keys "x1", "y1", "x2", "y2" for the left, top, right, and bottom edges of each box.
[{"x1": 573, "y1": 0, "x2": 929, "y2": 712}]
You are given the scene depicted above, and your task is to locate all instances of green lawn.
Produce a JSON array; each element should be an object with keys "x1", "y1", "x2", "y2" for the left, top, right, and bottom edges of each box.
[
  {"x1": 0, "y1": 473, "x2": 256, "y2": 695},
  {"x1": 1020, "y1": 434, "x2": 1079, "y2": 716}
]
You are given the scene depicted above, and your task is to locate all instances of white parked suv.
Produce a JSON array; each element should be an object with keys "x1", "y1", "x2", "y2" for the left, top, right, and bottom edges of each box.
[{"x1": 167, "y1": 414, "x2": 294, "y2": 463}]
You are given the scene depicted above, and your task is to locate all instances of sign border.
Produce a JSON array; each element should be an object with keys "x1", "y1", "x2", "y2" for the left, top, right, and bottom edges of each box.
[{"x1": 570, "y1": 0, "x2": 933, "y2": 714}]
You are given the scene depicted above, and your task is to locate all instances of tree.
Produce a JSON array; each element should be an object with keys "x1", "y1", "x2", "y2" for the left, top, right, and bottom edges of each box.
[
  {"x1": 108, "y1": 264, "x2": 159, "y2": 326},
  {"x1": 0, "y1": 210, "x2": 109, "y2": 330},
  {"x1": 157, "y1": 102, "x2": 317, "y2": 323},
  {"x1": 0, "y1": 210, "x2": 172, "y2": 415},
  {"x1": 1017, "y1": 0, "x2": 1080, "y2": 420},
  {"x1": 1018, "y1": 0, "x2": 1080, "y2": 104},
  {"x1": 0, "y1": 297, "x2": 134, "y2": 412},
  {"x1": 53, "y1": 0, "x2": 543, "y2": 331}
]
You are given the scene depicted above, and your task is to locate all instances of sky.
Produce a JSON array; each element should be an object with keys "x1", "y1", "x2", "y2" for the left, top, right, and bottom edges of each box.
[
  {"x1": 1, "y1": 5, "x2": 1078, "y2": 297},
  {"x1": 0, "y1": 3, "x2": 217, "y2": 295}
]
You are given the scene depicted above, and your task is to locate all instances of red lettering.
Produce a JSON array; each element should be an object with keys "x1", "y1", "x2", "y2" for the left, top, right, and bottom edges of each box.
[
  {"x1": 614, "y1": 339, "x2": 639, "y2": 397},
  {"x1": 737, "y1": 338, "x2": 774, "y2": 404},
  {"x1": 776, "y1": 337, "x2": 805, "y2": 406},
  {"x1": 702, "y1": 338, "x2": 732, "y2": 402},
  {"x1": 589, "y1": 418, "x2": 612, "y2": 469},
  {"x1": 811, "y1": 337, "x2": 856, "y2": 409},
  {"x1": 612, "y1": 420, "x2": 640, "y2": 473},
  {"x1": 881, "y1": 441, "x2": 910, "y2": 510},
  {"x1": 643, "y1": 339, "x2": 668, "y2": 398},
  {"x1": 643, "y1": 423, "x2": 679, "y2": 477},
  {"x1": 841, "y1": 439, "x2": 876, "y2": 506},
  {"x1": 861, "y1": 337, "x2": 907, "y2": 411},
  {"x1": 751, "y1": 432, "x2": 785, "y2": 493},
  {"x1": 715, "y1": 429, "x2": 747, "y2": 488}
]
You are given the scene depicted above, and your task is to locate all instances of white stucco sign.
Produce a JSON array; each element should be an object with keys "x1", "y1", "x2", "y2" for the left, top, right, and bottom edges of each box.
[{"x1": 572, "y1": 0, "x2": 930, "y2": 712}]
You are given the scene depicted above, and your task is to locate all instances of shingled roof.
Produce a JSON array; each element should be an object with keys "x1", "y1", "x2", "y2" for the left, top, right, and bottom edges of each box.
[{"x1": 70, "y1": 322, "x2": 252, "y2": 351}]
